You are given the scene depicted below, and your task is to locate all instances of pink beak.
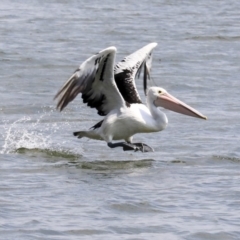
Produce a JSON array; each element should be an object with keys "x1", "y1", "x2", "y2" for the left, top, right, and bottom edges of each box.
[{"x1": 154, "y1": 92, "x2": 207, "y2": 120}]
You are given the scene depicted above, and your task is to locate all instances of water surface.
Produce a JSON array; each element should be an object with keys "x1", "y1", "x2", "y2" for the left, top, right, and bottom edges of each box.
[{"x1": 1, "y1": 0, "x2": 240, "y2": 239}]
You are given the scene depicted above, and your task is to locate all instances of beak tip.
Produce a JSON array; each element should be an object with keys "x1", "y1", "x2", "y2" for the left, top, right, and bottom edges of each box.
[{"x1": 203, "y1": 116, "x2": 208, "y2": 120}]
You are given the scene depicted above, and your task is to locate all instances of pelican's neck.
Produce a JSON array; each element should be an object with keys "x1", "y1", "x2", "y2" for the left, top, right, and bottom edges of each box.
[{"x1": 147, "y1": 98, "x2": 168, "y2": 131}]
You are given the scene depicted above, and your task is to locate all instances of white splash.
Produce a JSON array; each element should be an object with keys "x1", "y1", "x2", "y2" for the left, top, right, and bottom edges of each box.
[
  {"x1": 1, "y1": 116, "x2": 50, "y2": 154},
  {"x1": 0, "y1": 112, "x2": 83, "y2": 156}
]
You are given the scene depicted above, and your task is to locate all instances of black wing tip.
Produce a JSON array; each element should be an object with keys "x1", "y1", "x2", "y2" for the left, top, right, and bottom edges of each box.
[
  {"x1": 54, "y1": 93, "x2": 68, "y2": 112},
  {"x1": 54, "y1": 94, "x2": 62, "y2": 111},
  {"x1": 144, "y1": 88, "x2": 147, "y2": 96},
  {"x1": 56, "y1": 103, "x2": 64, "y2": 112}
]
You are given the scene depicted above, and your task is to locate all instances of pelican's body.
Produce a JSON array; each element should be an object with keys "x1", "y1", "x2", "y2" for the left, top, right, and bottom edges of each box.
[
  {"x1": 55, "y1": 43, "x2": 206, "y2": 152},
  {"x1": 79, "y1": 101, "x2": 168, "y2": 142}
]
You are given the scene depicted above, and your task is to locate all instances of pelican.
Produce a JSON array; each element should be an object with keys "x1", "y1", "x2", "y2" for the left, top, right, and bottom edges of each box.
[{"x1": 54, "y1": 43, "x2": 207, "y2": 152}]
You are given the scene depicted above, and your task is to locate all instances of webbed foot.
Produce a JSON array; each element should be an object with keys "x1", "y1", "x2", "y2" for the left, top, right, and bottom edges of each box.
[
  {"x1": 107, "y1": 142, "x2": 154, "y2": 152},
  {"x1": 132, "y1": 143, "x2": 154, "y2": 152}
]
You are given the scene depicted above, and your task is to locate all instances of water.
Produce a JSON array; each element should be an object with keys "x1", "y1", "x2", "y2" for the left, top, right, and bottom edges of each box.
[{"x1": 1, "y1": 0, "x2": 240, "y2": 239}]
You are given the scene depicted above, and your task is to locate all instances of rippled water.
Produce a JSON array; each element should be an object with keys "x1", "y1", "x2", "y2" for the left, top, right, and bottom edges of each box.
[{"x1": 1, "y1": 0, "x2": 240, "y2": 239}]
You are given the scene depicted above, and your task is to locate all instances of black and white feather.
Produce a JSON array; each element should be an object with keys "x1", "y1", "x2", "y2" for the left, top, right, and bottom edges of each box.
[
  {"x1": 114, "y1": 42, "x2": 157, "y2": 102},
  {"x1": 54, "y1": 47, "x2": 126, "y2": 116}
]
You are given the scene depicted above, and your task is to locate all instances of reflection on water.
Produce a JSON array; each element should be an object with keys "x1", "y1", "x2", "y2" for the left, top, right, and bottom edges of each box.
[
  {"x1": 16, "y1": 147, "x2": 154, "y2": 170},
  {"x1": 78, "y1": 159, "x2": 154, "y2": 171},
  {"x1": 212, "y1": 155, "x2": 240, "y2": 163},
  {"x1": 16, "y1": 147, "x2": 82, "y2": 160}
]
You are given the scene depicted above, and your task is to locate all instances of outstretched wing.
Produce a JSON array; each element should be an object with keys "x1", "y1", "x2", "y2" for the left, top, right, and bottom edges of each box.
[
  {"x1": 54, "y1": 47, "x2": 126, "y2": 116},
  {"x1": 114, "y1": 42, "x2": 157, "y2": 104}
]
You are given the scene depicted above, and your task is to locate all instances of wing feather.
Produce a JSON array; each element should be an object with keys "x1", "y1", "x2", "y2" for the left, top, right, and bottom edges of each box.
[
  {"x1": 54, "y1": 47, "x2": 126, "y2": 115},
  {"x1": 114, "y1": 42, "x2": 157, "y2": 103}
]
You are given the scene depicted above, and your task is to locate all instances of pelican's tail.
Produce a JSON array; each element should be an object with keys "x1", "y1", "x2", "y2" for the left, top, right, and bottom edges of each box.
[
  {"x1": 73, "y1": 131, "x2": 85, "y2": 138},
  {"x1": 73, "y1": 130, "x2": 102, "y2": 140}
]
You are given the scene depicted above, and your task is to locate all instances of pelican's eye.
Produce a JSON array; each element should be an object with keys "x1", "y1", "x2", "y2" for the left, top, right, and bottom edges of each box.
[{"x1": 158, "y1": 90, "x2": 162, "y2": 94}]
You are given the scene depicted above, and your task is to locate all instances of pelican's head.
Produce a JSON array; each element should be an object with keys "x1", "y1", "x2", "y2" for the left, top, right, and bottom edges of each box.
[{"x1": 147, "y1": 87, "x2": 207, "y2": 120}]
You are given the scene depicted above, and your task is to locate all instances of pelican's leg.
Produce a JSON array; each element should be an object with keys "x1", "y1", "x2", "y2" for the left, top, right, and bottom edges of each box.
[{"x1": 108, "y1": 142, "x2": 142, "y2": 152}]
